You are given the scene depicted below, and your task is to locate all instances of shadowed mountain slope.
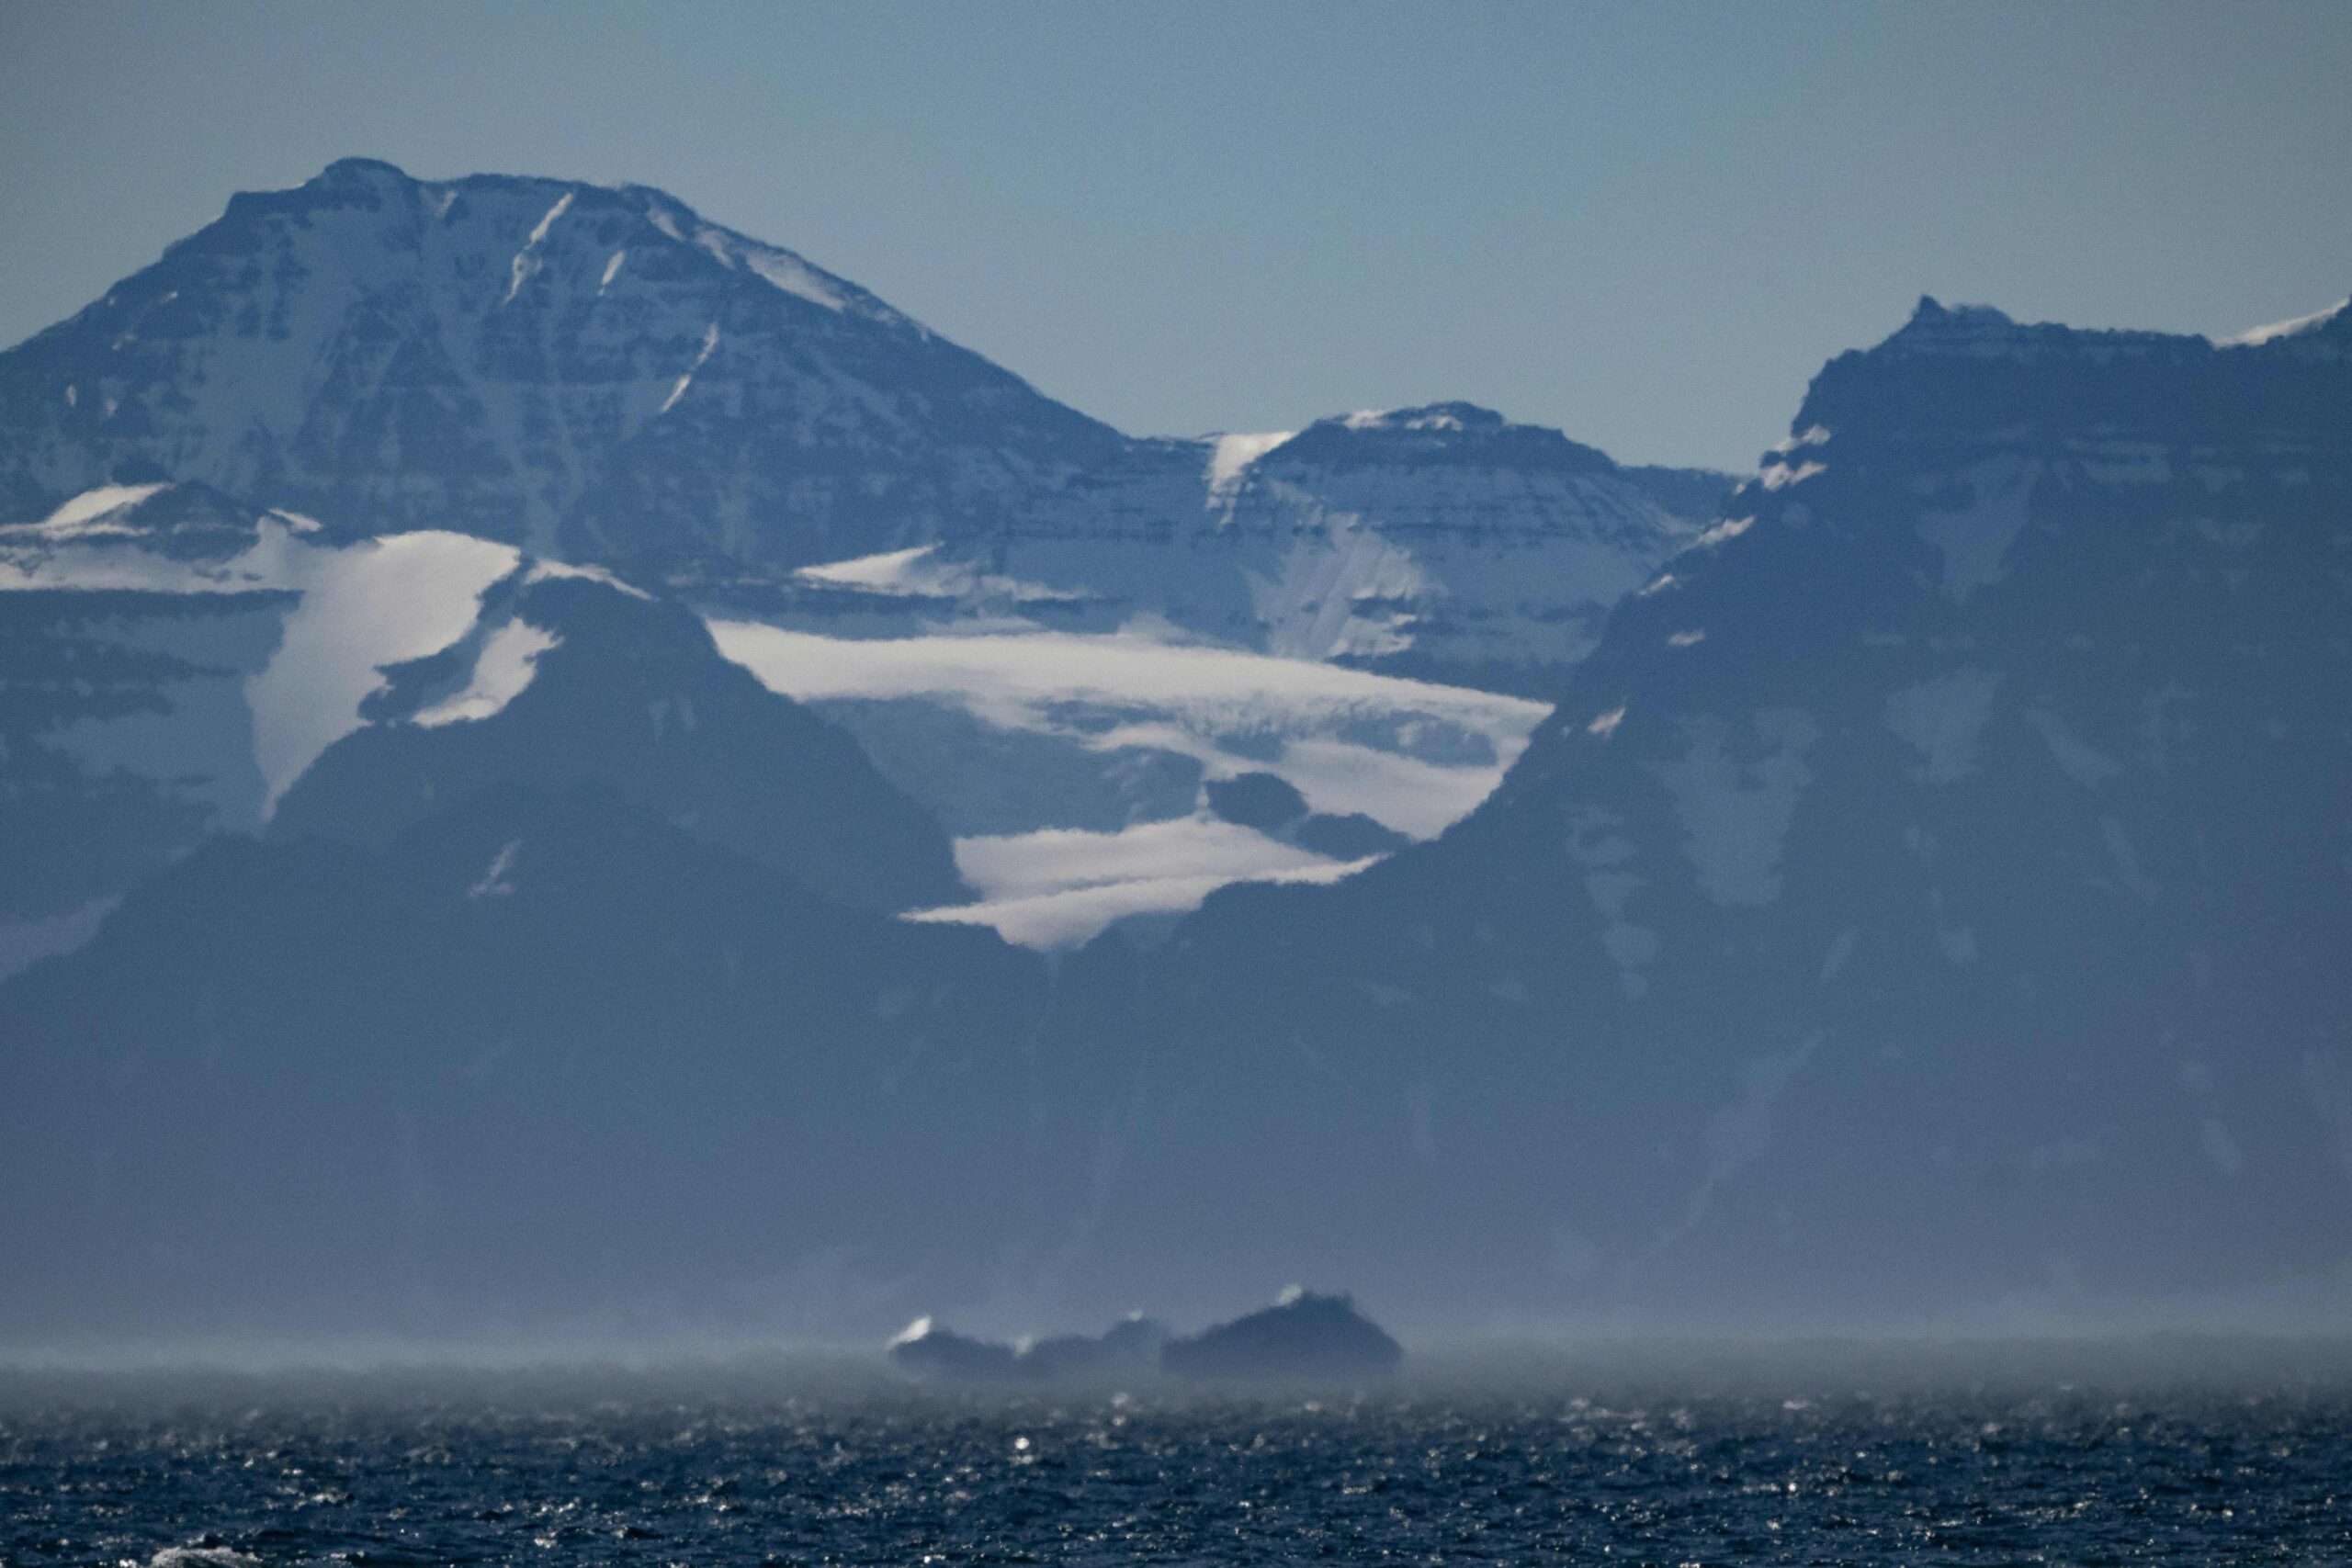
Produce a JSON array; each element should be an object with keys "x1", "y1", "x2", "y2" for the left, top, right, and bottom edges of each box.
[{"x1": 1100, "y1": 296, "x2": 2352, "y2": 1323}]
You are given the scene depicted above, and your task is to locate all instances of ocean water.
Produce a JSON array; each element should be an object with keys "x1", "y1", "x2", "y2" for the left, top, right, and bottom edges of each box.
[{"x1": 3, "y1": 1375, "x2": 2347, "y2": 1565}]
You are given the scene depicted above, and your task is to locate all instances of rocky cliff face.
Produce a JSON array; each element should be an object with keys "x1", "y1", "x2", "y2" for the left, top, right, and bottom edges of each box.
[{"x1": 1114, "y1": 296, "x2": 2352, "y2": 1323}]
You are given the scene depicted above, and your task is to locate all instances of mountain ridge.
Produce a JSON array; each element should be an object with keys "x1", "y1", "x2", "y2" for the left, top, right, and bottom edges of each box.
[
  {"x1": 8, "y1": 163, "x2": 2347, "y2": 1335},
  {"x1": 0, "y1": 157, "x2": 1125, "y2": 564}
]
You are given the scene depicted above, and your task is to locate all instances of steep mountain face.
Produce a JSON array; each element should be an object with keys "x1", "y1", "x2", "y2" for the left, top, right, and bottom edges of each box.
[
  {"x1": 1091, "y1": 297, "x2": 2352, "y2": 1324},
  {"x1": 0, "y1": 784, "x2": 1052, "y2": 1337},
  {"x1": 0, "y1": 158, "x2": 1122, "y2": 566}
]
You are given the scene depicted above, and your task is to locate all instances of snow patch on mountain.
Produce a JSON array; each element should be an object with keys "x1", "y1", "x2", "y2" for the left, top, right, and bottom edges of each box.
[
  {"x1": 954, "y1": 814, "x2": 1342, "y2": 904},
  {"x1": 661, "y1": 323, "x2": 721, "y2": 414},
  {"x1": 743, "y1": 247, "x2": 852, "y2": 313},
  {"x1": 707, "y1": 617, "x2": 1545, "y2": 829},
  {"x1": 1690, "y1": 515, "x2": 1753, "y2": 550},
  {"x1": 245, "y1": 530, "x2": 521, "y2": 805},
  {"x1": 2212, "y1": 298, "x2": 2348, "y2": 348},
  {"x1": 1643, "y1": 709, "x2": 1821, "y2": 907},
  {"x1": 910, "y1": 814, "x2": 1376, "y2": 949},
  {"x1": 1206, "y1": 432, "x2": 1295, "y2": 502},
  {"x1": 2, "y1": 502, "x2": 545, "y2": 915},
  {"x1": 1884, "y1": 670, "x2": 2003, "y2": 785},
  {"x1": 503, "y1": 190, "x2": 574, "y2": 304},
  {"x1": 795, "y1": 543, "x2": 1078, "y2": 604},
  {"x1": 34, "y1": 483, "x2": 170, "y2": 533},
  {"x1": 413, "y1": 619, "x2": 561, "y2": 728},
  {"x1": 0, "y1": 898, "x2": 116, "y2": 982},
  {"x1": 2027, "y1": 708, "x2": 2122, "y2": 789},
  {"x1": 1916, "y1": 459, "x2": 2037, "y2": 603},
  {"x1": 524, "y1": 558, "x2": 651, "y2": 599}
]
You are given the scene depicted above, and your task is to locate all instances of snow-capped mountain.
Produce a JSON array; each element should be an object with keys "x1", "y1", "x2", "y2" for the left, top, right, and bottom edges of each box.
[
  {"x1": 0, "y1": 153, "x2": 1718, "y2": 629},
  {"x1": 0, "y1": 160, "x2": 1724, "y2": 954},
  {"x1": 1114, "y1": 294, "x2": 2352, "y2": 1323},
  {"x1": 10, "y1": 157, "x2": 2344, "y2": 1338},
  {"x1": 0, "y1": 158, "x2": 1122, "y2": 566},
  {"x1": 744, "y1": 403, "x2": 1727, "y2": 697},
  {"x1": 0, "y1": 481, "x2": 961, "y2": 961},
  {"x1": 1170, "y1": 403, "x2": 1717, "y2": 686},
  {"x1": 13, "y1": 292, "x2": 2346, "y2": 1336},
  {"x1": 0, "y1": 473, "x2": 1548, "y2": 956}
]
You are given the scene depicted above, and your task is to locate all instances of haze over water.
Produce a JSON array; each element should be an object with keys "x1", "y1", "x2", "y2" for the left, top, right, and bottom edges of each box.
[
  {"x1": 6, "y1": 1341, "x2": 2351, "y2": 1564},
  {"x1": 5, "y1": 1344, "x2": 2352, "y2": 1561}
]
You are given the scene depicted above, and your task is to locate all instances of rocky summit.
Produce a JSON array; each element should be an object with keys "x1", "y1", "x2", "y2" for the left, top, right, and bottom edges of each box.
[{"x1": 0, "y1": 159, "x2": 1123, "y2": 568}]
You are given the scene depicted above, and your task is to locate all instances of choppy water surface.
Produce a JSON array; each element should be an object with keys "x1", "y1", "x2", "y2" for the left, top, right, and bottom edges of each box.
[{"x1": 3, "y1": 1381, "x2": 2347, "y2": 1564}]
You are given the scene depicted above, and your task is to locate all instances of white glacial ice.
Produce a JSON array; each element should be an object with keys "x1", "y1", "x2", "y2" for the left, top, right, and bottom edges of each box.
[
  {"x1": 908, "y1": 815, "x2": 1376, "y2": 950},
  {"x1": 413, "y1": 619, "x2": 561, "y2": 728},
  {"x1": 2211, "y1": 298, "x2": 2348, "y2": 349},
  {"x1": 244, "y1": 528, "x2": 521, "y2": 807},
  {"x1": 705, "y1": 619, "x2": 1548, "y2": 839},
  {"x1": 1205, "y1": 432, "x2": 1295, "y2": 502}
]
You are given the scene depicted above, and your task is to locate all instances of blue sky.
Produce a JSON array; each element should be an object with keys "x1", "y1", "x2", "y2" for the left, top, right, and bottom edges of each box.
[{"x1": 3, "y1": 0, "x2": 2345, "y2": 470}]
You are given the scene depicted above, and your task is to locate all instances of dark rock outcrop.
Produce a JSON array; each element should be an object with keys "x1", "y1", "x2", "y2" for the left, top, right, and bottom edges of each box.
[
  {"x1": 887, "y1": 1314, "x2": 1170, "y2": 1386},
  {"x1": 887, "y1": 1319, "x2": 1023, "y2": 1384},
  {"x1": 1159, "y1": 1291, "x2": 1403, "y2": 1382},
  {"x1": 1016, "y1": 1314, "x2": 1170, "y2": 1384}
]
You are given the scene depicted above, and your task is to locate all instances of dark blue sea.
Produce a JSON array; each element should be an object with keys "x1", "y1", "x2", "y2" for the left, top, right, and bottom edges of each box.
[{"x1": 5, "y1": 1357, "x2": 2348, "y2": 1565}]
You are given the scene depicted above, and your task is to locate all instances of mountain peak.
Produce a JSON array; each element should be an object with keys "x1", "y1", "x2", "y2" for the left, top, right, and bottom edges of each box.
[
  {"x1": 1891, "y1": 295, "x2": 2023, "y2": 345},
  {"x1": 0, "y1": 160, "x2": 1123, "y2": 564},
  {"x1": 1339, "y1": 401, "x2": 1509, "y2": 434},
  {"x1": 309, "y1": 154, "x2": 414, "y2": 186},
  {"x1": 1271, "y1": 400, "x2": 1616, "y2": 478},
  {"x1": 1905, "y1": 293, "x2": 2012, "y2": 325}
]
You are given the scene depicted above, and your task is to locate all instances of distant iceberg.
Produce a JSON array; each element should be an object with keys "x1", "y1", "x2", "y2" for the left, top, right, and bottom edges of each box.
[
  {"x1": 886, "y1": 1316, "x2": 1021, "y2": 1383},
  {"x1": 1159, "y1": 1289, "x2": 1403, "y2": 1383},
  {"x1": 888, "y1": 1313, "x2": 1168, "y2": 1386},
  {"x1": 888, "y1": 1292, "x2": 1402, "y2": 1388}
]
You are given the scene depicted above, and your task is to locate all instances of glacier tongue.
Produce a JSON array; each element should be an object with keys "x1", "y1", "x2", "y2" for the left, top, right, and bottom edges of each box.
[
  {"x1": 705, "y1": 615, "x2": 1547, "y2": 942},
  {"x1": 244, "y1": 528, "x2": 521, "y2": 807}
]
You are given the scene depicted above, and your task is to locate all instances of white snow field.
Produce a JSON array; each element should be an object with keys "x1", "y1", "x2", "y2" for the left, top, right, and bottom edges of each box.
[
  {"x1": 4, "y1": 487, "x2": 551, "y2": 816},
  {"x1": 709, "y1": 617, "x2": 1550, "y2": 946}
]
